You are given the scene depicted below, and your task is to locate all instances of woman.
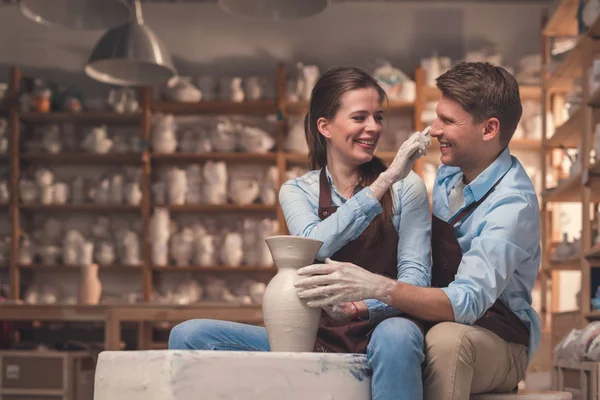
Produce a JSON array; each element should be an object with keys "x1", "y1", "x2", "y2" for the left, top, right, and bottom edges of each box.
[{"x1": 168, "y1": 66, "x2": 432, "y2": 400}]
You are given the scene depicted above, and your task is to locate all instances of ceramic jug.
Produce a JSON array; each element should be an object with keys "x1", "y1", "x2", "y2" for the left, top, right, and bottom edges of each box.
[{"x1": 262, "y1": 235, "x2": 323, "y2": 352}]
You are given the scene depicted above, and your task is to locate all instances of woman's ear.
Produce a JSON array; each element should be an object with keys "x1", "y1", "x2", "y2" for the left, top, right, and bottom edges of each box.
[{"x1": 317, "y1": 117, "x2": 331, "y2": 139}]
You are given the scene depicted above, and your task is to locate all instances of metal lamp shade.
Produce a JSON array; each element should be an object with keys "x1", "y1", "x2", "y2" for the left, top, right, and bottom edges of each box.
[
  {"x1": 19, "y1": 0, "x2": 132, "y2": 30},
  {"x1": 84, "y1": 21, "x2": 176, "y2": 87},
  {"x1": 218, "y1": 0, "x2": 328, "y2": 21}
]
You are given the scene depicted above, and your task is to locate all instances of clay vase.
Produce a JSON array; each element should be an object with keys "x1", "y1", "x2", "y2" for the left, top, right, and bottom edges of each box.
[
  {"x1": 78, "y1": 263, "x2": 102, "y2": 305},
  {"x1": 263, "y1": 235, "x2": 323, "y2": 352}
]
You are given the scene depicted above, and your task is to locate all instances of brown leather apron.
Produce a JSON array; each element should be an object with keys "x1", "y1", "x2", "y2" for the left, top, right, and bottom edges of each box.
[
  {"x1": 430, "y1": 173, "x2": 529, "y2": 347},
  {"x1": 312, "y1": 168, "x2": 423, "y2": 353}
]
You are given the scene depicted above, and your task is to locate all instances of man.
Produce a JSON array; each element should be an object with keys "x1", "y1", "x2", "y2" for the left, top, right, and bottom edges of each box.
[{"x1": 295, "y1": 61, "x2": 541, "y2": 399}]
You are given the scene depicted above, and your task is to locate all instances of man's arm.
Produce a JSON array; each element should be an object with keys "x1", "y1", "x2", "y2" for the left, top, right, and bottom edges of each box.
[{"x1": 381, "y1": 193, "x2": 539, "y2": 323}]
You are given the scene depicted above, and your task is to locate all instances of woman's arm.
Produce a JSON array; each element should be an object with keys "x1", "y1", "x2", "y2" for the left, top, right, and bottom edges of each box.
[
  {"x1": 279, "y1": 180, "x2": 384, "y2": 261},
  {"x1": 363, "y1": 172, "x2": 432, "y2": 322}
]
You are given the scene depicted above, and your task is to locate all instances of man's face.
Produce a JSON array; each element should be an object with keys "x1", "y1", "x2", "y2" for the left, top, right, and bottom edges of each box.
[{"x1": 430, "y1": 94, "x2": 484, "y2": 169}]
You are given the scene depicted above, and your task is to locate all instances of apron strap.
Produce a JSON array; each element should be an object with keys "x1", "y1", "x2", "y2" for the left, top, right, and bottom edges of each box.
[
  {"x1": 319, "y1": 168, "x2": 333, "y2": 210},
  {"x1": 448, "y1": 167, "x2": 511, "y2": 226}
]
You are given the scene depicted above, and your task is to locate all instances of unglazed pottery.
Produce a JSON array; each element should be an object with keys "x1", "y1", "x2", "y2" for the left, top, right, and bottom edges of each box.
[{"x1": 262, "y1": 235, "x2": 323, "y2": 352}]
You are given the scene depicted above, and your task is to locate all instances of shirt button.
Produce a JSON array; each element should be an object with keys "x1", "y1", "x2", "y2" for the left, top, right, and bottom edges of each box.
[{"x1": 323, "y1": 211, "x2": 328, "y2": 216}]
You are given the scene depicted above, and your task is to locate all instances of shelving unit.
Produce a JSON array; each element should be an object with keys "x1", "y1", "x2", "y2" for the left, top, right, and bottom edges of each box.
[
  {"x1": 0, "y1": 63, "x2": 430, "y2": 350},
  {"x1": 541, "y1": 0, "x2": 600, "y2": 380}
]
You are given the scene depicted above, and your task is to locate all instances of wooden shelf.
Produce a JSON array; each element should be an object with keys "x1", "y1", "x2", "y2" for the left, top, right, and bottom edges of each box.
[
  {"x1": 422, "y1": 85, "x2": 541, "y2": 102},
  {"x1": 284, "y1": 99, "x2": 413, "y2": 116},
  {"x1": 285, "y1": 152, "x2": 309, "y2": 164},
  {"x1": 585, "y1": 311, "x2": 600, "y2": 320},
  {"x1": 20, "y1": 204, "x2": 141, "y2": 212},
  {"x1": 19, "y1": 111, "x2": 142, "y2": 124},
  {"x1": 152, "y1": 152, "x2": 276, "y2": 164},
  {"x1": 0, "y1": 303, "x2": 110, "y2": 321},
  {"x1": 545, "y1": 106, "x2": 583, "y2": 148},
  {"x1": 547, "y1": 258, "x2": 581, "y2": 271},
  {"x1": 542, "y1": 0, "x2": 579, "y2": 37},
  {"x1": 585, "y1": 246, "x2": 600, "y2": 259},
  {"x1": 162, "y1": 204, "x2": 277, "y2": 213},
  {"x1": 509, "y1": 139, "x2": 541, "y2": 151},
  {"x1": 20, "y1": 152, "x2": 144, "y2": 165},
  {"x1": 547, "y1": 42, "x2": 582, "y2": 91},
  {"x1": 19, "y1": 264, "x2": 142, "y2": 271},
  {"x1": 152, "y1": 266, "x2": 276, "y2": 273},
  {"x1": 151, "y1": 100, "x2": 278, "y2": 115},
  {"x1": 542, "y1": 173, "x2": 582, "y2": 202}
]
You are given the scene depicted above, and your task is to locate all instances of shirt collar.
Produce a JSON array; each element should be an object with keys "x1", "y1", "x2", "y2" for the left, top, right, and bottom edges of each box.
[
  {"x1": 466, "y1": 147, "x2": 513, "y2": 202},
  {"x1": 324, "y1": 165, "x2": 363, "y2": 198},
  {"x1": 436, "y1": 146, "x2": 512, "y2": 202}
]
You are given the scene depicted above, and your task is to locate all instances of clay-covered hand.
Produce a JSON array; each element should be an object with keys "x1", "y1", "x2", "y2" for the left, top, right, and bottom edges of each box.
[
  {"x1": 322, "y1": 302, "x2": 356, "y2": 323},
  {"x1": 294, "y1": 258, "x2": 395, "y2": 308},
  {"x1": 383, "y1": 126, "x2": 431, "y2": 184}
]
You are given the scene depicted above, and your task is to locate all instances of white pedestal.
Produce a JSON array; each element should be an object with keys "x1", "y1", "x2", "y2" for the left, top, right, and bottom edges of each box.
[{"x1": 94, "y1": 350, "x2": 371, "y2": 400}]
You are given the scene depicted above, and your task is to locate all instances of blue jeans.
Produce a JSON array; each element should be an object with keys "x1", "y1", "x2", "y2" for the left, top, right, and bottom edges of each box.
[{"x1": 168, "y1": 317, "x2": 425, "y2": 400}]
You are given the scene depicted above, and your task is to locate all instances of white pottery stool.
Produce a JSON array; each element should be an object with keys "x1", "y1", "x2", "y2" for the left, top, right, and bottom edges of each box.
[
  {"x1": 470, "y1": 391, "x2": 572, "y2": 400},
  {"x1": 94, "y1": 350, "x2": 371, "y2": 400}
]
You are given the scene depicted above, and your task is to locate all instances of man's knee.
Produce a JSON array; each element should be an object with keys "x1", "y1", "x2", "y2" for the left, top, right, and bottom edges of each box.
[
  {"x1": 425, "y1": 322, "x2": 476, "y2": 365},
  {"x1": 368, "y1": 318, "x2": 424, "y2": 361}
]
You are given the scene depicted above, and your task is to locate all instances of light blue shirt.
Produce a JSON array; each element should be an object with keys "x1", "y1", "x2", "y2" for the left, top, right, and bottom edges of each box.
[
  {"x1": 278, "y1": 167, "x2": 432, "y2": 323},
  {"x1": 433, "y1": 147, "x2": 541, "y2": 362}
]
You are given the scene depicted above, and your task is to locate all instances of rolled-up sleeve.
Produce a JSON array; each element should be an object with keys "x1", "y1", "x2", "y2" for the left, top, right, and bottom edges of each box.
[
  {"x1": 278, "y1": 180, "x2": 382, "y2": 261},
  {"x1": 441, "y1": 194, "x2": 539, "y2": 324}
]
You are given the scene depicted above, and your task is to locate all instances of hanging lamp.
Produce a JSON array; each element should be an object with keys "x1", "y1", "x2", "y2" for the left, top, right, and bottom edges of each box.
[
  {"x1": 84, "y1": 0, "x2": 176, "y2": 86},
  {"x1": 18, "y1": 0, "x2": 132, "y2": 30},
  {"x1": 218, "y1": 0, "x2": 328, "y2": 21}
]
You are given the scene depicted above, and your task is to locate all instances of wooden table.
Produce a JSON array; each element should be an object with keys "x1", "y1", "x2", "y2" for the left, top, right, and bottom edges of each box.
[{"x1": 105, "y1": 303, "x2": 264, "y2": 350}]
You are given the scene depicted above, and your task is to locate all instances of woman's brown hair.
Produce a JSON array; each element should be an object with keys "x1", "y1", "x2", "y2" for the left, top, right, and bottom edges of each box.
[{"x1": 304, "y1": 66, "x2": 393, "y2": 244}]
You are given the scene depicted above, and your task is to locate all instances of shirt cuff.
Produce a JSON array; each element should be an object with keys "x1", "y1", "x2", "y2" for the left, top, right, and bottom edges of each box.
[
  {"x1": 441, "y1": 286, "x2": 474, "y2": 324},
  {"x1": 363, "y1": 298, "x2": 386, "y2": 322},
  {"x1": 354, "y1": 187, "x2": 383, "y2": 220}
]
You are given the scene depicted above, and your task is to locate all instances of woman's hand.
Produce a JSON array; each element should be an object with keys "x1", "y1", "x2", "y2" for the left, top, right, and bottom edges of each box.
[
  {"x1": 295, "y1": 258, "x2": 395, "y2": 307},
  {"x1": 368, "y1": 127, "x2": 431, "y2": 200},
  {"x1": 322, "y1": 302, "x2": 356, "y2": 323},
  {"x1": 385, "y1": 126, "x2": 431, "y2": 183}
]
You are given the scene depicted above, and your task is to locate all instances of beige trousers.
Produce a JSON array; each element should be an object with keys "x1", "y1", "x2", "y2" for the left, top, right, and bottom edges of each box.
[{"x1": 423, "y1": 322, "x2": 528, "y2": 400}]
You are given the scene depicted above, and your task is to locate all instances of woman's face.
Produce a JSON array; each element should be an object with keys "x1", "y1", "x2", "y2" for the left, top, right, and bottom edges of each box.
[{"x1": 318, "y1": 87, "x2": 384, "y2": 167}]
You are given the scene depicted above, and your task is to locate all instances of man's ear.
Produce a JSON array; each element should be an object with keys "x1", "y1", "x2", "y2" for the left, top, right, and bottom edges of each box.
[
  {"x1": 317, "y1": 117, "x2": 331, "y2": 139},
  {"x1": 482, "y1": 117, "x2": 500, "y2": 143}
]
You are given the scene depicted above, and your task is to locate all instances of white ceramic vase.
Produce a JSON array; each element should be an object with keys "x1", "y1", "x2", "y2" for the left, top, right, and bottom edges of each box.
[{"x1": 262, "y1": 235, "x2": 323, "y2": 352}]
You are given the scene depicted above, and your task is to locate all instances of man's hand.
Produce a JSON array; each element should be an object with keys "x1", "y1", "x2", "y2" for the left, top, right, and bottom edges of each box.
[
  {"x1": 381, "y1": 127, "x2": 431, "y2": 185},
  {"x1": 295, "y1": 258, "x2": 395, "y2": 307}
]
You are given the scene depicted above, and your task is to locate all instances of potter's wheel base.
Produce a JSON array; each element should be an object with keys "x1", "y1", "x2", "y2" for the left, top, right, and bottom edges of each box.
[{"x1": 94, "y1": 350, "x2": 372, "y2": 400}]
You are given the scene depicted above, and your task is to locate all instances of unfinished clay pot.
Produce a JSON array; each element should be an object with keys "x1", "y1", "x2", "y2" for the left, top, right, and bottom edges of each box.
[{"x1": 263, "y1": 235, "x2": 323, "y2": 352}]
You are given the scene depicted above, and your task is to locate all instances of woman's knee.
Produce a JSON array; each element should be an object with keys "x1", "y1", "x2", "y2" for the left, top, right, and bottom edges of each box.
[
  {"x1": 367, "y1": 317, "x2": 424, "y2": 361},
  {"x1": 168, "y1": 319, "x2": 219, "y2": 350}
]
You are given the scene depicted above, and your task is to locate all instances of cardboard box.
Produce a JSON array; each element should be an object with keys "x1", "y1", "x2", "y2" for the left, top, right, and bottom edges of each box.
[{"x1": 0, "y1": 351, "x2": 94, "y2": 400}]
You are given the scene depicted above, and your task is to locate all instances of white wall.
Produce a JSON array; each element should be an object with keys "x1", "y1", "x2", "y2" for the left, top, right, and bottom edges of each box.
[{"x1": 0, "y1": 2, "x2": 549, "y2": 95}]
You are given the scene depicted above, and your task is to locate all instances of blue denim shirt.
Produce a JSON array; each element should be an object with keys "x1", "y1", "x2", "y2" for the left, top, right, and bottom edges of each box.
[
  {"x1": 278, "y1": 167, "x2": 432, "y2": 324},
  {"x1": 433, "y1": 147, "x2": 541, "y2": 362}
]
